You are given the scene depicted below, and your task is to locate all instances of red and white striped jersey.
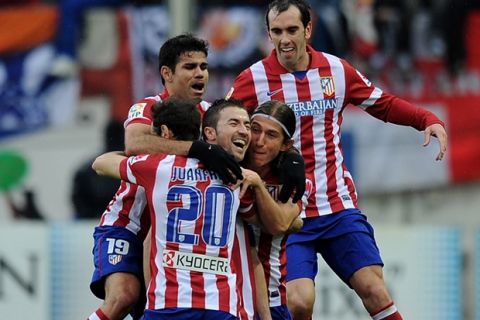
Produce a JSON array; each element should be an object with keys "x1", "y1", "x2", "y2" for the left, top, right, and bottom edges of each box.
[
  {"x1": 98, "y1": 91, "x2": 209, "y2": 239},
  {"x1": 232, "y1": 218, "x2": 256, "y2": 320},
  {"x1": 251, "y1": 173, "x2": 313, "y2": 307},
  {"x1": 120, "y1": 153, "x2": 243, "y2": 316},
  {"x1": 231, "y1": 45, "x2": 444, "y2": 218}
]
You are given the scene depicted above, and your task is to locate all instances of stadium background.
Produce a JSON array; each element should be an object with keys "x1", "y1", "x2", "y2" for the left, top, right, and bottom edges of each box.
[{"x1": 0, "y1": 0, "x2": 479, "y2": 319}]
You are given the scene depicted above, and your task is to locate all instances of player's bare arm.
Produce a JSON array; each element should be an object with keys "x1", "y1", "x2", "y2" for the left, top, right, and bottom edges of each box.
[
  {"x1": 92, "y1": 151, "x2": 126, "y2": 179},
  {"x1": 286, "y1": 216, "x2": 304, "y2": 234},
  {"x1": 240, "y1": 168, "x2": 301, "y2": 235},
  {"x1": 126, "y1": 122, "x2": 243, "y2": 183},
  {"x1": 125, "y1": 123, "x2": 192, "y2": 156}
]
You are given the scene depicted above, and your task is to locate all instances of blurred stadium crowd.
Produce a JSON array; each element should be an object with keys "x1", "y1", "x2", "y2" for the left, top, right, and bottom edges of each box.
[{"x1": 0, "y1": 0, "x2": 479, "y2": 220}]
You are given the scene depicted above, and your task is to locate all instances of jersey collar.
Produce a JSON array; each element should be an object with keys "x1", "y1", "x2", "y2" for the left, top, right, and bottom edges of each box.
[
  {"x1": 264, "y1": 45, "x2": 322, "y2": 75},
  {"x1": 160, "y1": 90, "x2": 170, "y2": 100}
]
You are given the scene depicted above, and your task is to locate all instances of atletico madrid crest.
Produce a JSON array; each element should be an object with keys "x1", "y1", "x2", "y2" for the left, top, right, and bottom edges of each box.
[
  {"x1": 108, "y1": 254, "x2": 123, "y2": 265},
  {"x1": 321, "y1": 76, "x2": 335, "y2": 97}
]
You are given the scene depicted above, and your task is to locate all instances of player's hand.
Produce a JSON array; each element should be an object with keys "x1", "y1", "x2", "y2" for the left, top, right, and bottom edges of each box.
[
  {"x1": 278, "y1": 151, "x2": 306, "y2": 203},
  {"x1": 423, "y1": 123, "x2": 447, "y2": 161},
  {"x1": 188, "y1": 140, "x2": 243, "y2": 184},
  {"x1": 239, "y1": 168, "x2": 262, "y2": 198}
]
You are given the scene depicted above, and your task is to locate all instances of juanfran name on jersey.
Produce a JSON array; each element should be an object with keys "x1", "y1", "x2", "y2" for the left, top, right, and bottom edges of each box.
[
  {"x1": 162, "y1": 249, "x2": 230, "y2": 275},
  {"x1": 171, "y1": 166, "x2": 221, "y2": 182}
]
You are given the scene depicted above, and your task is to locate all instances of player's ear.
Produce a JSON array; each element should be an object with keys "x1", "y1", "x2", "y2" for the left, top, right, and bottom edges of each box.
[
  {"x1": 160, "y1": 66, "x2": 173, "y2": 83},
  {"x1": 203, "y1": 126, "x2": 217, "y2": 143},
  {"x1": 280, "y1": 139, "x2": 294, "y2": 152},
  {"x1": 160, "y1": 125, "x2": 173, "y2": 139},
  {"x1": 305, "y1": 21, "x2": 312, "y2": 41}
]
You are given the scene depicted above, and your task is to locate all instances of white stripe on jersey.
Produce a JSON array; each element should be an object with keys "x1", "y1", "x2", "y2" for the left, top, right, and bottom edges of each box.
[
  {"x1": 86, "y1": 312, "x2": 101, "y2": 320},
  {"x1": 251, "y1": 61, "x2": 270, "y2": 102},
  {"x1": 325, "y1": 54, "x2": 356, "y2": 210},
  {"x1": 235, "y1": 218, "x2": 255, "y2": 320},
  {"x1": 265, "y1": 235, "x2": 283, "y2": 307},
  {"x1": 99, "y1": 183, "x2": 147, "y2": 235},
  {"x1": 359, "y1": 86, "x2": 383, "y2": 109}
]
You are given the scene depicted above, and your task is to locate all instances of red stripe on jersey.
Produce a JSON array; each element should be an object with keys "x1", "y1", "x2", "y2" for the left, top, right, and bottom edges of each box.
[
  {"x1": 217, "y1": 234, "x2": 231, "y2": 313},
  {"x1": 163, "y1": 156, "x2": 188, "y2": 308},
  {"x1": 137, "y1": 207, "x2": 151, "y2": 241},
  {"x1": 190, "y1": 175, "x2": 207, "y2": 309},
  {"x1": 324, "y1": 108, "x2": 344, "y2": 213},
  {"x1": 294, "y1": 75, "x2": 320, "y2": 216},
  {"x1": 112, "y1": 183, "x2": 139, "y2": 228},
  {"x1": 232, "y1": 234, "x2": 248, "y2": 320},
  {"x1": 338, "y1": 110, "x2": 358, "y2": 208},
  {"x1": 232, "y1": 68, "x2": 259, "y2": 111},
  {"x1": 278, "y1": 237, "x2": 288, "y2": 305},
  {"x1": 216, "y1": 274, "x2": 231, "y2": 314},
  {"x1": 342, "y1": 161, "x2": 358, "y2": 207},
  {"x1": 304, "y1": 177, "x2": 319, "y2": 218},
  {"x1": 98, "y1": 181, "x2": 127, "y2": 225},
  {"x1": 258, "y1": 232, "x2": 273, "y2": 289},
  {"x1": 147, "y1": 224, "x2": 158, "y2": 310},
  {"x1": 265, "y1": 71, "x2": 285, "y2": 104}
]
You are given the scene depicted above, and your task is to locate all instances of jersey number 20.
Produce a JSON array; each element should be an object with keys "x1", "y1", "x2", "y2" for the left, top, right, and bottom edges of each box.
[{"x1": 166, "y1": 185, "x2": 234, "y2": 247}]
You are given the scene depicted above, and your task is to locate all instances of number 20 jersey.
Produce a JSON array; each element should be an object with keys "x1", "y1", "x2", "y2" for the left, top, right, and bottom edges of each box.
[{"x1": 120, "y1": 153, "x2": 244, "y2": 316}]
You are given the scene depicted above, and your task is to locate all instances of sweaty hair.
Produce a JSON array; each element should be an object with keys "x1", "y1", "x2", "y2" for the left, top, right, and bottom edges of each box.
[
  {"x1": 265, "y1": 0, "x2": 311, "y2": 30},
  {"x1": 202, "y1": 98, "x2": 246, "y2": 140},
  {"x1": 158, "y1": 33, "x2": 209, "y2": 85},
  {"x1": 152, "y1": 97, "x2": 201, "y2": 141},
  {"x1": 252, "y1": 100, "x2": 296, "y2": 142}
]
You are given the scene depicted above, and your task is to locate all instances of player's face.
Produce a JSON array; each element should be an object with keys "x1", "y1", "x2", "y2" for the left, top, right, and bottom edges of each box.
[
  {"x1": 248, "y1": 116, "x2": 291, "y2": 171},
  {"x1": 214, "y1": 107, "x2": 251, "y2": 162},
  {"x1": 267, "y1": 5, "x2": 312, "y2": 72},
  {"x1": 167, "y1": 51, "x2": 208, "y2": 101}
]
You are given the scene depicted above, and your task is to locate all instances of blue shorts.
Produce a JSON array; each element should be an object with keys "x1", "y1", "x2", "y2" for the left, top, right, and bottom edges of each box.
[
  {"x1": 286, "y1": 209, "x2": 383, "y2": 287},
  {"x1": 256, "y1": 305, "x2": 292, "y2": 320},
  {"x1": 90, "y1": 226, "x2": 144, "y2": 299},
  {"x1": 141, "y1": 308, "x2": 237, "y2": 320}
]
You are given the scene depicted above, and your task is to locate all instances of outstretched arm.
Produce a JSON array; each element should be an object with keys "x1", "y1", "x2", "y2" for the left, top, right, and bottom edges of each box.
[
  {"x1": 423, "y1": 123, "x2": 447, "y2": 161},
  {"x1": 125, "y1": 123, "x2": 242, "y2": 183},
  {"x1": 125, "y1": 123, "x2": 191, "y2": 156},
  {"x1": 91, "y1": 151, "x2": 126, "y2": 179}
]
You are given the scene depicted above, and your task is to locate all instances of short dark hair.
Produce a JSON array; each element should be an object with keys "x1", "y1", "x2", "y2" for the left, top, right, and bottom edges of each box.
[
  {"x1": 252, "y1": 100, "x2": 296, "y2": 141},
  {"x1": 265, "y1": 0, "x2": 311, "y2": 30},
  {"x1": 152, "y1": 97, "x2": 201, "y2": 141},
  {"x1": 202, "y1": 98, "x2": 246, "y2": 140},
  {"x1": 158, "y1": 33, "x2": 209, "y2": 85}
]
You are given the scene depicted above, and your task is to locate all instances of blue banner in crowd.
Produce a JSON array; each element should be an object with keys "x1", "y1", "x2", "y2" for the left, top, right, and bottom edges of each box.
[{"x1": 0, "y1": 45, "x2": 78, "y2": 140}]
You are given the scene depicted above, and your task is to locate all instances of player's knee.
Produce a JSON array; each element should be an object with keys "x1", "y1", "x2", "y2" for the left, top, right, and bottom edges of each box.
[
  {"x1": 357, "y1": 282, "x2": 391, "y2": 307},
  {"x1": 287, "y1": 290, "x2": 314, "y2": 319},
  {"x1": 105, "y1": 290, "x2": 138, "y2": 314}
]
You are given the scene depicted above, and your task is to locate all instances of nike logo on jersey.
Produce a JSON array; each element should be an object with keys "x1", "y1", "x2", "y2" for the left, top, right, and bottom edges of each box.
[{"x1": 266, "y1": 88, "x2": 283, "y2": 97}]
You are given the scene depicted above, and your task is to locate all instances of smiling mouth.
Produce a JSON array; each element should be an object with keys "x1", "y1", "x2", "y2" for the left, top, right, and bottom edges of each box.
[
  {"x1": 233, "y1": 139, "x2": 247, "y2": 150},
  {"x1": 280, "y1": 47, "x2": 294, "y2": 53}
]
